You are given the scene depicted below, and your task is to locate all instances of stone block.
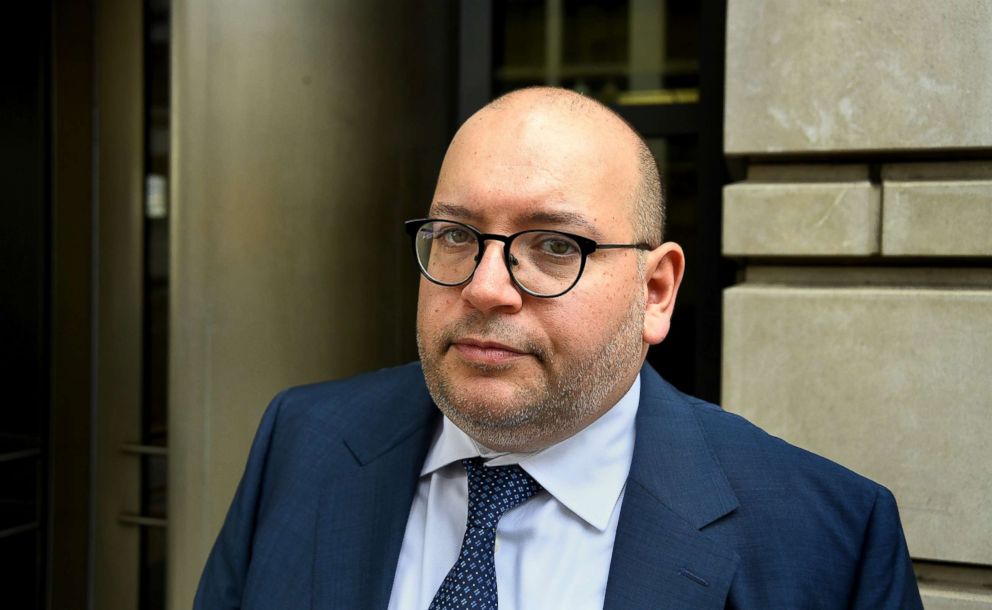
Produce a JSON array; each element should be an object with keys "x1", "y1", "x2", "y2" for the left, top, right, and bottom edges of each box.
[
  {"x1": 747, "y1": 164, "x2": 871, "y2": 183},
  {"x1": 883, "y1": 162, "x2": 992, "y2": 182},
  {"x1": 725, "y1": 0, "x2": 992, "y2": 153},
  {"x1": 882, "y1": 163, "x2": 992, "y2": 256},
  {"x1": 745, "y1": 266, "x2": 992, "y2": 288},
  {"x1": 917, "y1": 562, "x2": 992, "y2": 608},
  {"x1": 723, "y1": 166, "x2": 880, "y2": 256},
  {"x1": 920, "y1": 588, "x2": 992, "y2": 610},
  {"x1": 722, "y1": 285, "x2": 992, "y2": 565}
]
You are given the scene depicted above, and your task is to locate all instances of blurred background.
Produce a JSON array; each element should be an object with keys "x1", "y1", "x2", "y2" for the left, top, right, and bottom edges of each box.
[{"x1": 2, "y1": 0, "x2": 990, "y2": 608}]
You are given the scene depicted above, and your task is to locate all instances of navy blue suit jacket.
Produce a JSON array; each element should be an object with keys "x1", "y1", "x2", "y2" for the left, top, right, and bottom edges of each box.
[{"x1": 195, "y1": 362, "x2": 922, "y2": 609}]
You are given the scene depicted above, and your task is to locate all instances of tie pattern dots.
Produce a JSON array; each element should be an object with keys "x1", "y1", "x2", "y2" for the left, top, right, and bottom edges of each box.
[{"x1": 428, "y1": 457, "x2": 542, "y2": 610}]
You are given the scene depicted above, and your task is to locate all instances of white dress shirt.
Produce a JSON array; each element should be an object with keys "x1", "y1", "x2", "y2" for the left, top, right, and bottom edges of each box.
[{"x1": 387, "y1": 375, "x2": 641, "y2": 610}]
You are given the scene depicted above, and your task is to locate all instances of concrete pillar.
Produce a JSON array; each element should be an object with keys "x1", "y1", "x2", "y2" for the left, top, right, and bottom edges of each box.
[{"x1": 168, "y1": 2, "x2": 453, "y2": 607}]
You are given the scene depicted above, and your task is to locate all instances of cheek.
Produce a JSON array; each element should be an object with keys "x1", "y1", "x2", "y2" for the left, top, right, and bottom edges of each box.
[
  {"x1": 539, "y1": 295, "x2": 610, "y2": 353},
  {"x1": 417, "y1": 282, "x2": 460, "y2": 333},
  {"x1": 416, "y1": 284, "x2": 439, "y2": 332},
  {"x1": 555, "y1": 271, "x2": 641, "y2": 342}
]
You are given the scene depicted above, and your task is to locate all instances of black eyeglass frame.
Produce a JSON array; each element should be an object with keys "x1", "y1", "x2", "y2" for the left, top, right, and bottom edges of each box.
[{"x1": 404, "y1": 218, "x2": 654, "y2": 298}]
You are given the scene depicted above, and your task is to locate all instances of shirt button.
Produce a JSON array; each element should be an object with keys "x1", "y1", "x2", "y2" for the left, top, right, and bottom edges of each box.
[{"x1": 494, "y1": 538, "x2": 501, "y2": 553}]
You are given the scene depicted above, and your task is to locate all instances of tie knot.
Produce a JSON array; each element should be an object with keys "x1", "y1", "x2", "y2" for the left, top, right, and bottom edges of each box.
[{"x1": 463, "y1": 457, "x2": 541, "y2": 528}]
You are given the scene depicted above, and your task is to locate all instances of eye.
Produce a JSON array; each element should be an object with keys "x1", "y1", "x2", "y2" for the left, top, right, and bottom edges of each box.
[
  {"x1": 438, "y1": 227, "x2": 472, "y2": 245},
  {"x1": 539, "y1": 237, "x2": 578, "y2": 256}
]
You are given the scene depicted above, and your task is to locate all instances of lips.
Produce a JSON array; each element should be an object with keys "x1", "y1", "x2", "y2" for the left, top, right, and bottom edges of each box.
[{"x1": 450, "y1": 337, "x2": 529, "y2": 365}]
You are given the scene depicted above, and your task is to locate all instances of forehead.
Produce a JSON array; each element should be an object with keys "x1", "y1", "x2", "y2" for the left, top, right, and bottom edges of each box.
[{"x1": 431, "y1": 104, "x2": 638, "y2": 237}]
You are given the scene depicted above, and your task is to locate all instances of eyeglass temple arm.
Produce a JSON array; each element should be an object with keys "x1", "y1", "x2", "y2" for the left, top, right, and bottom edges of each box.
[{"x1": 595, "y1": 243, "x2": 655, "y2": 251}]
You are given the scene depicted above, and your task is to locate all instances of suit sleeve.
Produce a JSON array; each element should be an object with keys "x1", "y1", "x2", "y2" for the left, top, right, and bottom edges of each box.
[
  {"x1": 193, "y1": 392, "x2": 285, "y2": 610},
  {"x1": 848, "y1": 485, "x2": 924, "y2": 610}
]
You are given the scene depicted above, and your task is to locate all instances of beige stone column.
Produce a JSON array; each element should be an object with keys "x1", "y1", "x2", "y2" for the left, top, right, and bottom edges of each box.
[
  {"x1": 168, "y1": 2, "x2": 452, "y2": 607},
  {"x1": 724, "y1": 1, "x2": 992, "y2": 607}
]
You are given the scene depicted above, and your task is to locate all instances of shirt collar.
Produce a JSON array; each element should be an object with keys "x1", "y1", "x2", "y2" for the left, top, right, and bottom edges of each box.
[{"x1": 420, "y1": 374, "x2": 641, "y2": 532}]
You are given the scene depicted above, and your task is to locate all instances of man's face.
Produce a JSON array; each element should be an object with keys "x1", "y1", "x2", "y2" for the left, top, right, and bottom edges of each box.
[{"x1": 416, "y1": 103, "x2": 651, "y2": 452}]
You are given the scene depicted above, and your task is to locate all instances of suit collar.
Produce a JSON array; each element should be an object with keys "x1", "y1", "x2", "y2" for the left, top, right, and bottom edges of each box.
[
  {"x1": 420, "y1": 375, "x2": 641, "y2": 532},
  {"x1": 604, "y1": 363, "x2": 741, "y2": 609},
  {"x1": 340, "y1": 365, "x2": 438, "y2": 466},
  {"x1": 627, "y1": 363, "x2": 739, "y2": 529},
  {"x1": 333, "y1": 361, "x2": 741, "y2": 527}
]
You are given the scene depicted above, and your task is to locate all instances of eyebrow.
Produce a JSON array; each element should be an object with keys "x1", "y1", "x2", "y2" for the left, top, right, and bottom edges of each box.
[
  {"x1": 430, "y1": 202, "x2": 477, "y2": 220},
  {"x1": 430, "y1": 201, "x2": 603, "y2": 240}
]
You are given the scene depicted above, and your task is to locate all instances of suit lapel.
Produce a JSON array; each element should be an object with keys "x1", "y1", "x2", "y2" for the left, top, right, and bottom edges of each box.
[
  {"x1": 604, "y1": 365, "x2": 741, "y2": 610},
  {"x1": 311, "y1": 380, "x2": 438, "y2": 610}
]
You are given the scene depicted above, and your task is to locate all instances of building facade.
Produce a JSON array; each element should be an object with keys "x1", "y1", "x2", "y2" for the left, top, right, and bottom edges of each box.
[{"x1": 722, "y1": 2, "x2": 992, "y2": 608}]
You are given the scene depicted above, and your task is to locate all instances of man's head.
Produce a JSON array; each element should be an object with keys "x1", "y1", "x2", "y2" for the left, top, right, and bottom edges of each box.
[{"x1": 416, "y1": 87, "x2": 684, "y2": 452}]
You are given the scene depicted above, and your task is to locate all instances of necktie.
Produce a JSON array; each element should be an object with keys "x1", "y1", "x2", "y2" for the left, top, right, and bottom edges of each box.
[{"x1": 428, "y1": 457, "x2": 542, "y2": 610}]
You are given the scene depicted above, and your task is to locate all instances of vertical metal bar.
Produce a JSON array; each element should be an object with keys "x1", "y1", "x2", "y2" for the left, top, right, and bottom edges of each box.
[
  {"x1": 544, "y1": 0, "x2": 561, "y2": 86},
  {"x1": 92, "y1": 0, "x2": 145, "y2": 607},
  {"x1": 696, "y1": 0, "x2": 730, "y2": 403},
  {"x1": 459, "y1": 0, "x2": 493, "y2": 123}
]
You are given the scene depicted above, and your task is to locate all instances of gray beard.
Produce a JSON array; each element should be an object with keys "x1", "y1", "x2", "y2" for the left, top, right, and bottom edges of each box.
[{"x1": 417, "y1": 290, "x2": 645, "y2": 451}]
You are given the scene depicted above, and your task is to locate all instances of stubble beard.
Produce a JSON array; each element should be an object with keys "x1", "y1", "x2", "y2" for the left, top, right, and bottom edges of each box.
[{"x1": 417, "y1": 289, "x2": 646, "y2": 452}]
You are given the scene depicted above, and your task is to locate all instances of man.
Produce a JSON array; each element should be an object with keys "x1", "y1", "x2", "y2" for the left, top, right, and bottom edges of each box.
[{"x1": 195, "y1": 87, "x2": 922, "y2": 609}]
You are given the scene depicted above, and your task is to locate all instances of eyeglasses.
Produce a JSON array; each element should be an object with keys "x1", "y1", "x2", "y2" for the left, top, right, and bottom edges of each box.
[{"x1": 404, "y1": 218, "x2": 653, "y2": 298}]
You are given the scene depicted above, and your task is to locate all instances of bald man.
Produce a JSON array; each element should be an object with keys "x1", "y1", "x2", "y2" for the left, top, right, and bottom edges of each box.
[{"x1": 195, "y1": 88, "x2": 922, "y2": 610}]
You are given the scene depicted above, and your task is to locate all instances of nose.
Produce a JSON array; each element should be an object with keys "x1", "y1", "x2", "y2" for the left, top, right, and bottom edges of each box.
[{"x1": 461, "y1": 241, "x2": 523, "y2": 313}]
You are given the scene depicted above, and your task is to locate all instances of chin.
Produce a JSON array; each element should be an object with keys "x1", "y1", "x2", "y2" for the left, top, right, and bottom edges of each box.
[
  {"x1": 431, "y1": 376, "x2": 545, "y2": 438},
  {"x1": 445, "y1": 404, "x2": 545, "y2": 452},
  {"x1": 449, "y1": 382, "x2": 530, "y2": 418}
]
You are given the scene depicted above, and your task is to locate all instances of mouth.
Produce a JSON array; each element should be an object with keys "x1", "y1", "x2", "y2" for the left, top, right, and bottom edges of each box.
[{"x1": 449, "y1": 337, "x2": 530, "y2": 366}]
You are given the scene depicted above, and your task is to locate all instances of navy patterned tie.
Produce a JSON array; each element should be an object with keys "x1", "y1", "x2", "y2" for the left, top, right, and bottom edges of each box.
[{"x1": 428, "y1": 457, "x2": 542, "y2": 610}]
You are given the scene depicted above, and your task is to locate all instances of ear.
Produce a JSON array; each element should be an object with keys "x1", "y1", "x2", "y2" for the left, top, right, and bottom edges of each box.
[{"x1": 642, "y1": 242, "x2": 685, "y2": 345}]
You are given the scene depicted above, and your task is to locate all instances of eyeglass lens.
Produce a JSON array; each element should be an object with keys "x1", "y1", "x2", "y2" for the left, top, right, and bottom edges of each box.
[{"x1": 413, "y1": 220, "x2": 583, "y2": 296}]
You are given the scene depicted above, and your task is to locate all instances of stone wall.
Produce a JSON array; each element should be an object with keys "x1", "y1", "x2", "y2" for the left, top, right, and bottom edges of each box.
[{"x1": 724, "y1": 1, "x2": 992, "y2": 606}]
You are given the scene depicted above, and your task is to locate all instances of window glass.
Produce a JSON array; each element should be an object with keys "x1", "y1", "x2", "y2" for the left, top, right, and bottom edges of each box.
[{"x1": 494, "y1": 0, "x2": 700, "y2": 105}]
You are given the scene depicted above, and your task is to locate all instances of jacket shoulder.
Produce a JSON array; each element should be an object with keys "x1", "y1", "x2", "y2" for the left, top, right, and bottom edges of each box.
[
  {"x1": 682, "y1": 396, "x2": 920, "y2": 608},
  {"x1": 640, "y1": 371, "x2": 918, "y2": 606},
  {"x1": 685, "y1": 393, "x2": 881, "y2": 502},
  {"x1": 271, "y1": 361, "x2": 428, "y2": 430}
]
